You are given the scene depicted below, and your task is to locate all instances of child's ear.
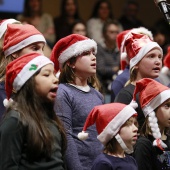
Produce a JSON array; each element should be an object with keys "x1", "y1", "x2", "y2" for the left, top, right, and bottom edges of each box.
[
  {"x1": 11, "y1": 52, "x2": 19, "y2": 59},
  {"x1": 67, "y1": 62, "x2": 75, "y2": 68}
]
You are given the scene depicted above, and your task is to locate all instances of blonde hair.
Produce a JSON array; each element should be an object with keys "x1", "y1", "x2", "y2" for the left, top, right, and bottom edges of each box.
[
  {"x1": 125, "y1": 66, "x2": 138, "y2": 86},
  {"x1": 0, "y1": 38, "x2": 15, "y2": 82}
]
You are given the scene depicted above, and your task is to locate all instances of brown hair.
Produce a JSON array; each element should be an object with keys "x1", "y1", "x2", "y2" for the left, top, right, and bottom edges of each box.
[
  {"x1": 59, "y1": 57, "x2": 102, "y2": 91},
  {"x1": 104, "y1": 116, "x2": 137, "y2": 154},
  {"x1": 6, "y1": 71, "x2": 67, "y2": 160}
]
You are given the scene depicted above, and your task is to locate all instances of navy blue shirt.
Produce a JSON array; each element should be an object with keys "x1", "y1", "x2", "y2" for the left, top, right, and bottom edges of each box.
[{"x1": 91, "y1": 153, "x2": 138, "y2": 170}]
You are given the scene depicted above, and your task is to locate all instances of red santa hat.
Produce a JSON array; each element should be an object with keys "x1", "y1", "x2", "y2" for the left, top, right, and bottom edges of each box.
[
  {"x1": 117, "y1": 27, "x2": 159, "y2": 70},
  {"x1": 0, "y1": 18, "x2": 21, "y2": 39},
  {"x1": 3, "y1": 24, "x2": 46, "y2": 57},
  {"x1": 50, "y1": 34, "x2": 97, "y2": 72},
  {"x1": 161, "y1": 46, "x2": 170, "y2": 74},
  {"x1": 4, "y1": 52, "x2": 53, "y2": 107},
  {"x1": 78, "y1": 102, "x2": 137, "y2": 150},
  {"x1": 133, "y1": 78, "x2": 170, "y2": 150}
]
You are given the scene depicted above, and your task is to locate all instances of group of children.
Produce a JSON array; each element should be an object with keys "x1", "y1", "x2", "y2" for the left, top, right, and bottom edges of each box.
[{"x1": 0, "y1": 18, "x2": 170, "y2": 170}]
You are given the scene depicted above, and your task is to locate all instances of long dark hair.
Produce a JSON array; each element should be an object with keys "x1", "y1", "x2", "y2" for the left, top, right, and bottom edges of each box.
[
  {"x1": 23, "y1": 0, "x2": 42, "y2": 17},
  {"x1": 8, "y1": 71, "x2": 67, "y2": 160},
  {"x1": 90, "y1": 0, "x2": 113, "y2": 19},
  {"x1": 60, "y1": 0, "x2": 80, "y2": 19}
]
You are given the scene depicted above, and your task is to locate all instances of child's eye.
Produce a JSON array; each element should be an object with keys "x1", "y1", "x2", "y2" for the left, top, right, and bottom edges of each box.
[{"x1": 164, "y1": 103, "x2": 170, "y2": 109}]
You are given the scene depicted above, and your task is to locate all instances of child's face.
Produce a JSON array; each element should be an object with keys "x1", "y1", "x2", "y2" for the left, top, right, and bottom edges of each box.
[
  {"x1": 34, "y1": 64, "x2": 58, "y2": 102},
  {"x1": 156, "y1": 99, "x2": 170, "y2": 129},
  {"x1": 137, "y1": 48, "x2": 162, "y2": 79},
  {"x1": 13, "y1": 42, "x2": 45, "y2": 58},
  {"x1": 73, "y1": 49, "x2": 96, "y2": 78},
  {"x1": 119, "y1": 117, "x2": 138, "y2": 148}
]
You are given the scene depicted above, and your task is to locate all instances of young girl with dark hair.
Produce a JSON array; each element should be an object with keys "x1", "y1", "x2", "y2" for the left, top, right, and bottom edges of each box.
[{"x1": 0, "y1": 52, "x2": 67, "y2": 170}]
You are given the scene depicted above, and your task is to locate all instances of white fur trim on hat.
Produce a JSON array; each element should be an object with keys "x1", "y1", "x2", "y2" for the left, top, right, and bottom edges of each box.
[
  {"x1": 13, "y1": 56, "x2": 53, "y2": 92},
  {"x1": 97, "y1": 105, "x2": 136, "y2": 145},
  {"x1": 161, "y1": 66, "x2": 169, "y2": 75},
  {"x1": 4, "y1": 34, "x2": 46, "y2": 57},
  {"x1": 132, "y1": 27, "x2": 153, "y2": 40},
  {"x1": 130, "y1": 42, "x2": 162, "y2": 70},
  {"x1": 0, "y1": 19, "x2": 21, "y2": 39},
  {"x1": 143, "y1": 89, "x2": 170, "y2": 117},
  {"x1": 58, "y1": 39, "x2": 97, "y2": 65}
]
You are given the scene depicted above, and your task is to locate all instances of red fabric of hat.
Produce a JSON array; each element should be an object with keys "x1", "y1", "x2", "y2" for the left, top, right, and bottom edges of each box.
[
  {"x1": 133, "y1": 78, "x2": 170, "y2": 114},
  {"x1": 3, "y1": 24, "x2": 46, "y2": 57},
  {"x1": 117, "y1": 27, "x2": 158, "y2": 70},
  {"x1": 78, "y1": 103, "x2": 137, "y2": 145},
  {"x1": 50, "y1": 34, "x2": 97, "y2": 72}
]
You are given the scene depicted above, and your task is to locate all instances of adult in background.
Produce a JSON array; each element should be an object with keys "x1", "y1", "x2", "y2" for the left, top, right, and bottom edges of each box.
[
  {"x1": 87, "y1": 0, "x2": 114, "y2": 46},
  {"x1": 96, "y1": 20, "x2": 121, "y2": 98},
  {"x1": 54, "y1": 0, "x2": 81, "y2": 42}
]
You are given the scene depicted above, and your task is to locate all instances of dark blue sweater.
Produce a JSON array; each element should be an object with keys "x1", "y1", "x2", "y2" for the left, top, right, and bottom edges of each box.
[
  {"x1": 54, "y1": 83, "x2": 104, "y2": 170},
  {"x1": 91, "y1": 153, "x2": 138, "y2": 170}
]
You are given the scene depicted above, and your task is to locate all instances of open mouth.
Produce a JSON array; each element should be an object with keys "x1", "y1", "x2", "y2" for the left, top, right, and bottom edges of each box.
[
  {"x1": 153, "y1": 67, "x2": 160, "y2": 71},
  {"x1": 91, "y1": 63, "x2": 96, "y2": 67}
]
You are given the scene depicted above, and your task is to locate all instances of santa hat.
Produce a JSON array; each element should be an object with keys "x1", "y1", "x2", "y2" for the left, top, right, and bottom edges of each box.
[
  {"x1": 133, "y1": 78, "x2": 170, "y2": 150},
  {"x1": 50, "y1": 34, "x2": 97, "y2": 72},
  {"x1": 4, "y1": 52, "x2": 53, "y2": 107},
  {"x1": 161, "y1": 46, "x2": 170, "y2": 74},
  {"x1": 78, "y1": 102, "x2": 138, "y2": 153},
  {"x1": 117, "y1": 27, "x2": 159, "y2": 70},
  {"x1": 0, "y1": 18, "x2": 21, "y2": 39},
  {"x1": 3, "y1": 24, "x2": 46, "y2": 57}
]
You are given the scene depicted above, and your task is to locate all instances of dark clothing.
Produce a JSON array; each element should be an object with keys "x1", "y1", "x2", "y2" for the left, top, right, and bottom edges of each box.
[
  {"x1": 119, "y1": 15, "x2": 144, "y2": 30},
  {"x1": 54, "y1": 84, "x2": 104, "y2": 170},
  {"x1": 114, "y1": 83, "x2": 145, "y2": 130},
  {"x1": 133, "y1": 135, "x2": 170, "y2": 170},
  {"x1": 111, "y1": 66, "x2": 129, "y2": 101},
  {"x1": 96, "y1": 44, "x2": 120, "y2": 93},
  {"x1": 0, "y1": 81, "x2": 6, "y2": 121},
  {"x1": 91, "y1": 153, "x2": 138, "y2": 170},
  {"x1": 0, "y1": 110, "x2": 65, "y2": 170},
  {"x1": 54, "y1": 17, "x2": 72, "y2": 42}
]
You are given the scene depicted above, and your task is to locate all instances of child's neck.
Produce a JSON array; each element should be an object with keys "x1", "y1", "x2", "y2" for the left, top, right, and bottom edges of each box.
[
  {"x1": 106, "y1": 147, "x2": 125, "y2": 158},
  {"x1": 74, "y1": 76, "x2": 88, "y2": 86}
]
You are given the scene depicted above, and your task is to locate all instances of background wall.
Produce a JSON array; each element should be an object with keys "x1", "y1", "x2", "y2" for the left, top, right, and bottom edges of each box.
[{"x1": 42, "y1": 0, "x2": 165, "y2": 29}]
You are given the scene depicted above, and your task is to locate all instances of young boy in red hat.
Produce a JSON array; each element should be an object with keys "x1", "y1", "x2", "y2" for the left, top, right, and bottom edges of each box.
[
  {"x1": 51, "y1": 34, "x2": 104, "y2": 170},
  {"x1": 0, "y1": 52, "x2": 67, "y2": 169},
  {"x1": 78, "y1": 102, "x2": 138, "y2": 170},
  {"x1": 132, "y1": 78, "x2": 170, "y2": 170}
]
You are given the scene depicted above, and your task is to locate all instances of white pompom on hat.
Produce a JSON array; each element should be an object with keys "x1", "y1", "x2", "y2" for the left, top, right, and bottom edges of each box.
[
  {"x1": 78, "y1": 102, "x2": 137, "y2": 146},
  {"x1": 3, "y1": 24, "x2": 46, "y2": 57},
  {"x1": 50, "y1": 34, "x2": 97, "y2": 72},
  {"x1": 4, "y1": 52, "x2": 53, "y2": 107},
  {"x1": 0, "y1": 18, "x2": 21, "y2": 39},
  {"x1": 133, "y1": 78, "x2": 170, "y2": 150}
]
